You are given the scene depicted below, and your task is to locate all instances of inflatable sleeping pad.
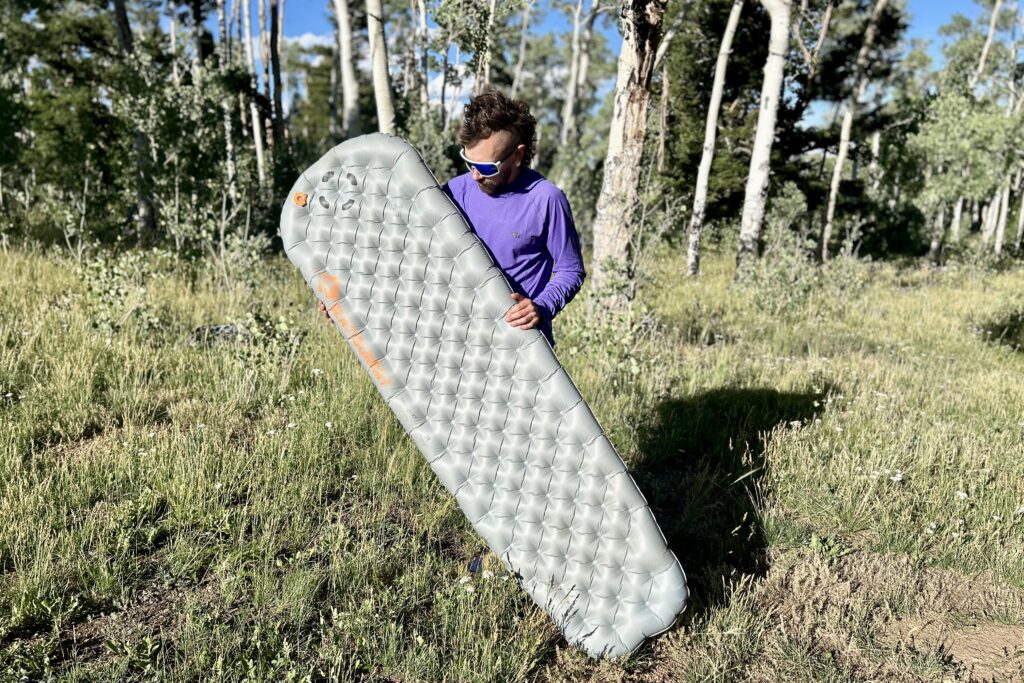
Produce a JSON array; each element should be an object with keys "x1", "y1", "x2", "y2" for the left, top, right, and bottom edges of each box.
[{"x1": 279, "y1": 134, "x2": 688, "y2": 658}]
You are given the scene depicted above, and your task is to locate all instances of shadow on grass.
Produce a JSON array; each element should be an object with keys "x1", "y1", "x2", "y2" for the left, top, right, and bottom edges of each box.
[
  {"x1": 976, "y1": 308, "x2": 1024, "y2": 352},
  {"x1": 632, "y1": 385, "x2": 834, "y2": 621}
]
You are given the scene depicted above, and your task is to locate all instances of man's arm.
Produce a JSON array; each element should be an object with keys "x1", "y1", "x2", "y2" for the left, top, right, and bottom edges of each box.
[{"x1": 532, "y1": 189, "x2": 586, "y2": 321}]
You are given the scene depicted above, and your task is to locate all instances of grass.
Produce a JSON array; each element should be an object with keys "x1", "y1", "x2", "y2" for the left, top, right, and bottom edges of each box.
[{"x1": 1, "y1": 242, "x2": 1022, "y2": 681}]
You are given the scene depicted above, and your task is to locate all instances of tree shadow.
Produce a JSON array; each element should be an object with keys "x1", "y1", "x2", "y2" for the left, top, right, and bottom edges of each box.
[{"x1": 631, "y1": 384, "x2": 836, "y2": 621}]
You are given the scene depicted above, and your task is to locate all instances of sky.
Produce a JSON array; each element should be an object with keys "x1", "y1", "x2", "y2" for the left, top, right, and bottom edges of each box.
[
  {"x1": 280, "y1": 0, "x2": 989, "y2": 63},
  {"x1": 270, "y1": 0, "x2": 991, "y2": 119}
]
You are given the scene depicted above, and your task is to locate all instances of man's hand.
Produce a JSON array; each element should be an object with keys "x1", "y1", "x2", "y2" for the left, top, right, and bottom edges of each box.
[
  {"x1": 505, "y1": 293, "x2": 543, "y2": 330},
  {"x1": 318, "y1": 300, "x2": 331, "y2": 321}
]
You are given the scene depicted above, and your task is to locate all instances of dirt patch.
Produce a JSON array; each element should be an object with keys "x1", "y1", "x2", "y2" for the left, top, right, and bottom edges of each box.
[
  {"x1": 884, "y1": 616, "x2": 1024, "y2": 682},
  {"x1": 537, "y1": 549, "x2": 1024, "y2": 681}
]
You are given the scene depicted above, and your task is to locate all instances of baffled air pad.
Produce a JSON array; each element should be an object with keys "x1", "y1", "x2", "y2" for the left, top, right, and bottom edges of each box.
[{"x1": 279, "y1": 133, "x2": 687, "y2": 658}]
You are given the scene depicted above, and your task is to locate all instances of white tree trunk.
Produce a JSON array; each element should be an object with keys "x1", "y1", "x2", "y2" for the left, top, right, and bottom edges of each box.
[
  {"x1": 216, "y1": 0, "x2": 239, "y2": 204},
  {"x1": 510, "y1": 0, "x2": 533, "y2": 99},
  {"x1": 950, "y1": 195, "x2": 963, "y2": 242},
  {"x1": 928, "y1": 205, "x2": 946, "y2": 265},
  {"x1": 258, "y1": 0, "x2": 274, "y2": 154},
  {"x1": 560, "y1": 0, "x2": 601, "y2": 146},
  {"x1": 242, "y1": 0, "x2": 267, "y2": 185},
  {"x1": 560, "y1": 0, "x2": 585, "y2": 146},
  {"x1": 475, "y1": 0, "x2": 498, "y2": 94},
  {"x1": 169, "y1": 0, "x2": 181, "y2": 85},
  {"x1": 367, "y1": 0, "x2": 396, "y2": 134},
  {"x1": 867, "y1": 129, "x2": 881, "y2": 193},
  {"x1": 687, "y1": 0, "x2": 743, "y2": 276},
  {"x1": 1015, "y1": 185, "x2": 1024, "y2": 252},
  {"x1": 969, "y1": 0, "x2": 1003, "y2": 90},
  {"x1": 332, "y1": 0, "x2": 361, "y2": 136},
  {"x1": 736, "y1": 0, "x2": 791, "y2": 268},
  {"x1": 820, "y1": 0, "x2": 888, "y2": 261},
  {"x1": 982, "y1": 191, "x2": 1001, "y2": 244},
  {"x1": 590, "y1": 0, "x2": 668, "y2": 308},
  {"x1": 416, "y1": 0, "x2": 429, "y2": 116},
  {"x1": 995, "y1": 180, "x2": 1011, "y2": 254},
  {"x1": 190, "y1": 0, "x2": 204, "y2": 79}
]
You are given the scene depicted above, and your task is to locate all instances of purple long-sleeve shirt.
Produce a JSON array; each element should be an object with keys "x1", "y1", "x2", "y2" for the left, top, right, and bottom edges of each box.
[{"x1": 442, "y1": 168, "x2": 586, "y2": 346}]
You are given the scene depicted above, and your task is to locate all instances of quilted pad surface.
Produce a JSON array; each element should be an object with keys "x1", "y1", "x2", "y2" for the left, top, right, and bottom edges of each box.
[{"x1": 279, "y1": 133, "x2": 687, "y2": 658}]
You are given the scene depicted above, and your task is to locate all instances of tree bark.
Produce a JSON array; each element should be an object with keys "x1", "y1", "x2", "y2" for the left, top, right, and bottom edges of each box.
[
  {"x1": 994, "y1": 180, "x2": 1010, "y2": 254},
  {"x1": 560, "y1": 0, "x2": 602, "y2": 146},
  {"x1": 820, "y1": 0, "x2": 888, "y2": 261},
  {"x1": 1015, "y1": 185, "x2": 1024, "y2": 252},
  {"x1": 113, "y1": 0, "x2": 158, "y2": 238},
  {"x1": 416, "y1": 0, "x2": 429, "y2": 116},
  {"x1": 687, "y1": 0, "x2": 743, "y2": 276},
  {"x1": 590, "y1": 0, "x2": 668, "y2": 309},
  {"x1": 736, "y1": 0, "x2": 791, "y2": 270},
  {"x1": 216, "y1": 0, "x2": 240, "y2": 204},
  {"x1": 169, "y1": 0, "x2": 181, "y2": 85},
  {"x1": 950, "y1": 195, "x2": 964, "y2": 242},
  {"x1": 190, "y1": 0, "x2": 205, "y2": 79},
  {"x1": 560, "y1": 0, "x2": 585, "y2": 146},
  {"x1": 510, "y1": 0, "x2": 533, "y2": 99},
  {"x1": 269, "y1": 0, "x2": 284, "y2": 146},
  {"x1": 928, "y1": 204, "x2": 946, "y2": 265},
  {"x1": 258, "y1": 0, "x2": 273, "y2": 154},
  {"x1": 982, "y1": 190, "x2": 1000, "y2": 244},
  {"x1": 475, "y1": 0, "x2": 498, "y2": 94},
  {"x1": 367, "y1": 0, "x2": 396, "y2": 134},
  {"x1": 867, "y1": 129, "x2": 881, "y2": 192},
  {"x1": 969, "y1": 0, "x2": 1003, "y2": 90},
  {"x1": 333, "y1": 0, "x2": 361, "y2": 136},
  {"x1": 242, "y1": 0, "x2": 267, "y2": 185}
]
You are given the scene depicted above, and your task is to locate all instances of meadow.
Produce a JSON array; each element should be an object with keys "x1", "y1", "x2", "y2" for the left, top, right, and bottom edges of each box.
[{"x1": 1, "y1": 243, "x2": 1023, "y2": 681}]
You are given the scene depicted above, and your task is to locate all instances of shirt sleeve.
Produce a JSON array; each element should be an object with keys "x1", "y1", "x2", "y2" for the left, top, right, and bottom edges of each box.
[{"x1": 533, "y1": 188, "x2": 586, "y2": 321}]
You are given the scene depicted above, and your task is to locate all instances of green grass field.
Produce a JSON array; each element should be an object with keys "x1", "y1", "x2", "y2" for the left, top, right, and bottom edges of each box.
[{"x1": 1, "y1": 244, "x2": 1022, "y2": 681}]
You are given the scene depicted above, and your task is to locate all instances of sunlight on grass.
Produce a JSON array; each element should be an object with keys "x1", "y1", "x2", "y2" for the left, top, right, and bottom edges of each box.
[{"x1": 1, "y1": 245, "x2": 1022, "y2": 680}]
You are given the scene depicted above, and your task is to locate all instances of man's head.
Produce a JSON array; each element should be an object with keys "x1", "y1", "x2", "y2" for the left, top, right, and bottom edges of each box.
[{"x1": 458, "y1": 90, "x2": 537, "y2": 195}]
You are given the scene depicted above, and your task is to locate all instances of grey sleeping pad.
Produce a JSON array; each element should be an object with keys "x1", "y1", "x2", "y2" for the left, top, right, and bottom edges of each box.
[{"x1": 279, "y1": 133, "x2": 687, "y2": 658}]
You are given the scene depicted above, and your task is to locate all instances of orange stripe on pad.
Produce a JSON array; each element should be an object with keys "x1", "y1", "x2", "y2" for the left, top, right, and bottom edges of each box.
[{"x1": 316, "y1": 273, "x2": 391, "y2": 386}]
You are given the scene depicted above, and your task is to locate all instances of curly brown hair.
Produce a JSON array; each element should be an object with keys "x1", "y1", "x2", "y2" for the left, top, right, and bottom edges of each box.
[{"x1": 457, "y1": 90, "x2": 537, "y2": 167}]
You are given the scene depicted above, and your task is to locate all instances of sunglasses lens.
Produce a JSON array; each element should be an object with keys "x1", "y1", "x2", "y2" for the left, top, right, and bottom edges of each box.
[{"x1": 470, "y1": 162, "x2": 499, "y2": 177}]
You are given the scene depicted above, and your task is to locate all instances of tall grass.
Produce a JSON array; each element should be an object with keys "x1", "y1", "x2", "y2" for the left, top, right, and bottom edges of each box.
[{"x1": 1, "y1": 244, "x2": 1022, "y2": 681}]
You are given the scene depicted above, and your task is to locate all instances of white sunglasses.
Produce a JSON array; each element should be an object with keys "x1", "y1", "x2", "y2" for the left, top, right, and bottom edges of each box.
[{"x1": 459, "y1": 146, "x2": 518, "y2": 177}]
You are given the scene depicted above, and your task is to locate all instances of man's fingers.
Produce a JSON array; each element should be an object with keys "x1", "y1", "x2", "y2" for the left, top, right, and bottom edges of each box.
[
  {"x1": 513, "y1": 315, "x2": 539, "y2": 329},
  {"x1": 510, "y1": 293, "x2": 524, "y2": 302}
]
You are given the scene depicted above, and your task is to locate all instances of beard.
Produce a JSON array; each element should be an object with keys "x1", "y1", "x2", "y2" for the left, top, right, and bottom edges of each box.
[{"x1": 475, "y1": 177, "x2": 501, "y2": 195}]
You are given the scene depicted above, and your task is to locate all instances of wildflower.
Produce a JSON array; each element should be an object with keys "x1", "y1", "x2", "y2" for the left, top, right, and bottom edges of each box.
[
  {"x1": 325, "y1": 421, "x2": 333, "y2": 428},
  {"x1": 482, "y1": 570, "x2": 494, "y2": 579},
  {"x1": 870, "y1": 470, "x2": 880, "y2": 480},
  {"x1": 955, "y1": 491, "x2": 968, "y2": 500},
  {"x1": 925, "y1": 522, "x2": 937, "y2": 534},
  {"x1": 458, "y1": 575, "x2": 472, "y2": 585},
  {"x1": 312, "y1": 368, "x2": 324, "y2": 377},
  {"x1": 267, "y1": 429, "x2": 277, "y2": 435},
  {"x1": 197, "y1": 424, "x2": 206, "y2": 429},
  {"x1": 464, "y1": 585, "x2": 475, "y2": 594},
  {"x1": 286, "y1": 422, "x2": 297, "y2": 429},
  {"x1": 214, "y1": 482, "x2": 223, "y2": 490},
  {"x1": 890, "y1": 470, "x2": 904, "y2": 483},
  {"x1": 1016, "y1": 505, "x2": 1024, "y2": 516}
]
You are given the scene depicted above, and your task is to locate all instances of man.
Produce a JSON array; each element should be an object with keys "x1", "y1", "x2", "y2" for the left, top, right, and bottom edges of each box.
[
  {"x1": 321, "y1": 91, "x2": 586, "y2": 347},
  {"x1": 442, "y1": 90, "x2": 586, "y2": 347}
]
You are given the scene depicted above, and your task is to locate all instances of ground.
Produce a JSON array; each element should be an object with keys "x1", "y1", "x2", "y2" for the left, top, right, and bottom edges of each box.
[{"x1": 0, "y1": 244, "x2": 1022, "y2": 681}]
